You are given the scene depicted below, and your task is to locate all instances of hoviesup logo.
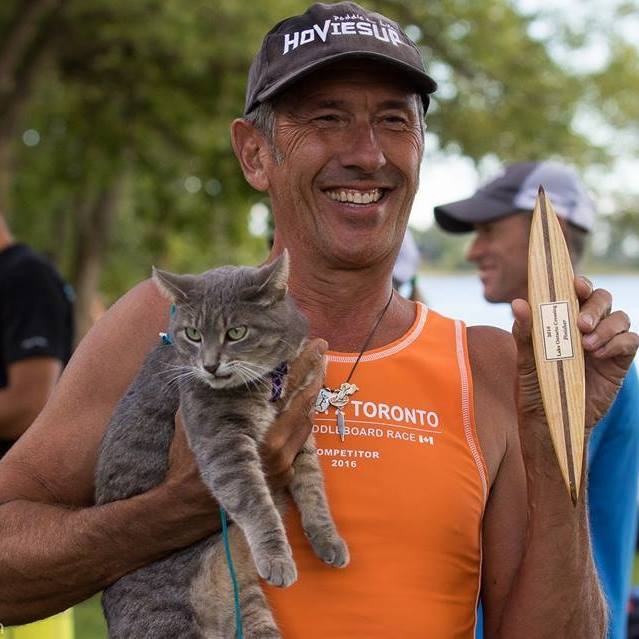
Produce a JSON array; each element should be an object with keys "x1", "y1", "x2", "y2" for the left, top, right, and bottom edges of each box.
[{"x1": 282, "y1": 14, "x2": 408, "y2": 55}]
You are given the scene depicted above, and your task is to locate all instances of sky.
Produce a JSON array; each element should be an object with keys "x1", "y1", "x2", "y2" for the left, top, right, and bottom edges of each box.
[{"x1": 409, "y1": 0, "x2": 639, "y2": 231}]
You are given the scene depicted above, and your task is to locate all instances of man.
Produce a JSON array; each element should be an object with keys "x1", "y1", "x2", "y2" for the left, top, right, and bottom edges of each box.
[
  {"x1": 435, "y1": 161, "x2": 639, "y2": 639},
  {"x1": 0, "y1": 212, "x2": 74, "y2": 454},
  {"x1": 0, "y1": 213, "x2": 75, "y2": 636},
  {"x1": 0, "y1": 4, "x2": 636, "y2": 637},
  {"x1": 393, "y1": 228, "x2": 423, "y2": 301}
]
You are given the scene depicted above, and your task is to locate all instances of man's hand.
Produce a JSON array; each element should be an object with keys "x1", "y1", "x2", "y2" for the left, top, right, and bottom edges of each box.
[
  {"x1": 512, "y1": 275, "x2": 639, "y2": 430},
  {"x1": 261, "y1": 338, "x2": 328, "y2": 489}
]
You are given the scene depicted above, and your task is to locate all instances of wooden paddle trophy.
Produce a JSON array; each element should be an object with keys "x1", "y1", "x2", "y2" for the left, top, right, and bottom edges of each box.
[{"x1": 528, "y1": 186, "x2": 586, "y2": 506}]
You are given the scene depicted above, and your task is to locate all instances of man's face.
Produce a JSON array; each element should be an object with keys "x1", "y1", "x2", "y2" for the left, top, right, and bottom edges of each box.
[
  {"x1": 262, "y1": 63, "x2": 423, "y2": 269},
  {"x1": 465, "y1": 212, "x2": 531, "y2": 303}
]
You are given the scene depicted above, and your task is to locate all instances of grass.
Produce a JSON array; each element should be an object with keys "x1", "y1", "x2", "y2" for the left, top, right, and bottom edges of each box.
[{"x1": 73, "y1": 595, "x2": 106, "y2": 639}]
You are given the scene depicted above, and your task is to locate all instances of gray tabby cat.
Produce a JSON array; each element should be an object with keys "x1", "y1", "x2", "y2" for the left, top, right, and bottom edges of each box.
[{"x1": 95, "y1": 252, "x2": 349, "y2": 638}]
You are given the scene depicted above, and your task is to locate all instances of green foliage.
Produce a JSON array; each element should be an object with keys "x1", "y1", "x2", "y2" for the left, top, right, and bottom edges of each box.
[
  {"x1": 73, "y1": 595, "x2": 107, "y2": 639},
  {"x1": 2, "y1": 0, "x2": 638, "y2": 312}
]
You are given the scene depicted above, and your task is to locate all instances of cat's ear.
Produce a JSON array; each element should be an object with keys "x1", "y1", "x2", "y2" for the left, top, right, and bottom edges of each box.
[
  {"x1": 241, "y1": 251, "x2": 289, "y2": 305},
  {"x1": 152, "y1": 267, "x2": 197, "y2": 303},
  {"x1": 256, "y1": 250, "x2": 289, "y2": 301}
]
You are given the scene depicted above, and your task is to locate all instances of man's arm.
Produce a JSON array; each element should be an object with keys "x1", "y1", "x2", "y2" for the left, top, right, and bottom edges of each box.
[
  {"x1": 0, "y1": 279, "x2": 324, "y2": 624},
  {"x1": 0, "y1": 280, "x2": 220, "y2": 623},
  {"x1": 473, "y1": 326, "x2": 606, "y2": 639},
  {"x1": 474, "y1": 280, "x2": 637, "y2": 638},
  {"x1": 0, "y1": 358, "x2": 62, "y2": 439}
]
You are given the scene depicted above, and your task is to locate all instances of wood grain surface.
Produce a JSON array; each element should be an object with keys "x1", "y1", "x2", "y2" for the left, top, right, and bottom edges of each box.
[{"x1": 528, "y1": 186, "x2": 586, "y2": 505}]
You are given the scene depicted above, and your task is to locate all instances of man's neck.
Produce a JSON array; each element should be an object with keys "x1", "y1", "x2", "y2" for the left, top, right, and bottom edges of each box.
[{"x1": 269, "y1": 246, "x2": 415, "y2": 352}]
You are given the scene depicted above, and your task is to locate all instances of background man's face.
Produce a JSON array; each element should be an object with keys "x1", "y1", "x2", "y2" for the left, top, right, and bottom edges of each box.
[
  {"x1": 465, "y1": 211, "x2": 531, "y2": 303},
  {"x1": 264, "y1": 62, "x2": 424, "y2": 269}
]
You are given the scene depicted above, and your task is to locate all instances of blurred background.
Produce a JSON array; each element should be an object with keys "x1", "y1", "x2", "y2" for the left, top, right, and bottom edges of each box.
[
  {"x1": 2, "y1": 0, "x2": 638, "y2": 343},
  {"x1": 1, "y1": 0, "x2": 638, "y2": 636}
]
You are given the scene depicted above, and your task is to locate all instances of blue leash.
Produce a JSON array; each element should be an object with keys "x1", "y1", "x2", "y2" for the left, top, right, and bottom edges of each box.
[{"x1": 220, "y1": 506, "x2": 245, "y2": 639}]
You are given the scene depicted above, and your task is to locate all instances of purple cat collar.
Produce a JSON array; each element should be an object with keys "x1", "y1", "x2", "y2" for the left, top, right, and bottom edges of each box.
[{"x1": 269, "y1": 362, "x2": 288, "y2": 402}]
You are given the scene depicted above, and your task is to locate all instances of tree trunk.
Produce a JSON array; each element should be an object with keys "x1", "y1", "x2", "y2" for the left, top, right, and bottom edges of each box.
[
  {"x1": 0, "y1": 0, "x2": 59, "y2": 94},
  {"x1": 0, "y1": 1, "x2": 62, "y2": 212},
  {"x1": 71, "y1": 164, "x2": 129, "y2": 343}
]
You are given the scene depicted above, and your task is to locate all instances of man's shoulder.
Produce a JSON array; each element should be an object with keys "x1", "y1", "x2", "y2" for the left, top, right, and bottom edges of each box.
[
  {"x1": 466, "y1": 325, "x2": 518, "y2": 415},
  {"x1": 1, "y1": 244, "x2": 63, "y2": 288},
  {"x1": 466, "y1": 325, "x2": 517, "y2": 376}
]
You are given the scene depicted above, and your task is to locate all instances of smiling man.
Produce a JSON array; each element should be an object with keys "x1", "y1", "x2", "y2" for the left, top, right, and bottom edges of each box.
[
  {"x1": 0, "y1": 4, "x2": 637, "y2": 638},
  {"x1": 435, "y1": 161, "x2": 639, "y2": 639}
]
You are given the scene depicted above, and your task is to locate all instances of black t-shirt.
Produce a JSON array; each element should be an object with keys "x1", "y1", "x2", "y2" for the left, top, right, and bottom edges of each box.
[{"x1": 0, "y1": 243, "x2": 74, "y2": 456}]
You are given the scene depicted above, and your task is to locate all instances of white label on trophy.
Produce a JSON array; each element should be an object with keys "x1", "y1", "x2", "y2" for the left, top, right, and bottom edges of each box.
[{"x1": 540, "y1": 301, "x2": 574, "y2": 361}]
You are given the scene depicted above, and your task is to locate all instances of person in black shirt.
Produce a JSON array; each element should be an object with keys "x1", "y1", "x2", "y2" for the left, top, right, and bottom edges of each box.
[{"x1": 0, "y1": 213, "x2": 74, "y2": 457}]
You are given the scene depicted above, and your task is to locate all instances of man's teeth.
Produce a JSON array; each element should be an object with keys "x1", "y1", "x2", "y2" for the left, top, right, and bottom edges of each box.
[{"x1": 325, "y1": 188, "x2": 383, "y2": 204}]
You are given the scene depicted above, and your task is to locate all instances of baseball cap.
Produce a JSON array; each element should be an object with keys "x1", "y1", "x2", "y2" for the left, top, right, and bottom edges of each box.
[
  {"x1": 434, "y1": 161, "x2": 596, "y2": 233},
  {"x1": 244, "y1": 2, "x2": 437, "y2": 115}
]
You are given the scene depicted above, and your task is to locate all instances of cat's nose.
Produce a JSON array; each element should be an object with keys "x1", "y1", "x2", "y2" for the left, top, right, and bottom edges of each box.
[{"x1": 204, "y1": 362, "x2": 220, "y2": 375}]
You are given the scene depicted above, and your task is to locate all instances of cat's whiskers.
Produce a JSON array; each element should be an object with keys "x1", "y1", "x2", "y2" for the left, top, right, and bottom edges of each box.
[
  {"x1": 231, "y1": 366, "x2": 256, "y2": 392},
  {"x1": 159, "y1": 364, "x2": 198, "y2": 379},
  {"x1": 230, "y1": 360, "x2": 272, "y2": 381},
  {"x1": 164, "y1": 367, "x2": 203, "y2": 390},
  {"x1": 229, "y1": 361, "x2": 272, "y2": 392}
]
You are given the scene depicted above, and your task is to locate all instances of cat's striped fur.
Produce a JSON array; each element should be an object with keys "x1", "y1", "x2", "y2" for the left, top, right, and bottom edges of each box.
[{"x1": 95, "y1": 254, "x2": 349, "y2": 638}]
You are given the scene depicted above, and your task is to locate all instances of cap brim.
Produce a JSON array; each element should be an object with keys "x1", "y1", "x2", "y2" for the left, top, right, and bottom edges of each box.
[
  {"x1": 249, "y1": 50, "x2": 437, "y2": 113},
  {"x1": 434, "y1": 194, "x2": 517, "y2": 233}
]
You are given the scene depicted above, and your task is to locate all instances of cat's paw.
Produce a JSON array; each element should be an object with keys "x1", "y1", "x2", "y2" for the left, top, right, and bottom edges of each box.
[
  {"x1": 306, "y1": 529, "x2": 350, "y2": 568},
  {"x1": 256, "y1": 555, "x2": 298, "y2": 588}
]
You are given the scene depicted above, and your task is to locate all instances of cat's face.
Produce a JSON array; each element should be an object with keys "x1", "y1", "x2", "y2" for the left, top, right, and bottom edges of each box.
[{"x1": 153, "y1": 252, "x2": 308, "y2": 390}]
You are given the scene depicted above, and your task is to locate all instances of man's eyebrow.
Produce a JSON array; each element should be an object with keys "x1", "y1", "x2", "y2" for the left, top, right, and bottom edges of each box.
[
  {"x1": 313, "y1": 99, "x2": 348, "y2": 109},
  {"x1": 378, "y1": 98, "x2": 416, "y2": 111}
]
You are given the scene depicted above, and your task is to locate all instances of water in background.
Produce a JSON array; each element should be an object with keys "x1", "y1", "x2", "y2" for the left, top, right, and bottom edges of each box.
[{"x1": 419, "y1": 273, "x2": 639, "y2": 334}]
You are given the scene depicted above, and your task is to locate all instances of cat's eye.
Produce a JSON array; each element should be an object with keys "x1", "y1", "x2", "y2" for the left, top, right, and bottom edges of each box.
[
  {"x1": 226, "y1": 326, "x2": 248, "y2": 341},
  {"x1": 184, "y1": 327, "x2": 202, "y2": 342}
]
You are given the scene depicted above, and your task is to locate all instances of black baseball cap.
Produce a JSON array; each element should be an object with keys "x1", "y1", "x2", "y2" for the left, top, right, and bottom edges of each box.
[
  {"x1": 434, "y1": 161, "x2": 595, "y2": 233},
  {"x1": 244, "y1": 2, "x2": 437, "y2": 115}
]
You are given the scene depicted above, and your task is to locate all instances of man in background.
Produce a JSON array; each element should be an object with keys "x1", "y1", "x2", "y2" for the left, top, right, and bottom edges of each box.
[
  {"x1": 0, "y1": 212, "x2": 74, "y2": 638},
  {"x1": 0, "y1": 212, "x2": 74, "y2": 456},
  {"x1": 435, "y1": 161, "x2": 639, "y2": 639},
  {"x1": 393, "y1": 228, "x2": 423, "y2": 302}
]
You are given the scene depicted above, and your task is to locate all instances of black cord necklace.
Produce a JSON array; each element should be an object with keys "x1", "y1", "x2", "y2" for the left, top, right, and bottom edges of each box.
[{"x1": 314, "y1": 288, "x2": 395, "y2": 441}]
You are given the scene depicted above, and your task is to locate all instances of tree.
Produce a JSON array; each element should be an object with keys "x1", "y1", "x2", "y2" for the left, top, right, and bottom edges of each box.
[{"x1": 1, "y1": 0, "x2": 638, "y2": 338}]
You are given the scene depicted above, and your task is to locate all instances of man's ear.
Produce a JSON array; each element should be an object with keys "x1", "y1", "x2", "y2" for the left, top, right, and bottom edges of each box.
[{"x1": 231, "y1": 118, "x2": 272, "y2": 192}]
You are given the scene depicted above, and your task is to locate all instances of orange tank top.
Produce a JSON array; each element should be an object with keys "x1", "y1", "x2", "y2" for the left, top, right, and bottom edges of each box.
[{"x1": 266, "y1": 304, "x2": 488, "y2": 638}]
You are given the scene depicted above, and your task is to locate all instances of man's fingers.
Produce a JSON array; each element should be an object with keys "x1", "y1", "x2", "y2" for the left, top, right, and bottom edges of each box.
[
  {"x1": 574, "y1": 275, "x2": 594, "y2": 302},
  {"x1": 577, "y1": 288, "x2": 613, "y2": 334},
  {"x1": 582, "y1": 310, "x2": 631, "y2": 352},
  {"x1": 511, "y1": 298, "x2": 532, "y2": 342},
  {"x1": 263, "y1": 338, "x2": 328, "y2": 488},
  {"x1": 169, "y1": 411, "x2": 190, "y2": 463},
  {"x1": 284, "y1": 338, "x2": 328, "y2": 393},
  {"x1": 279, "y1": 378, "x2": 322, "y2": 452},
  {"x1": 263, "y1": 375, "x2": 323, "y2": 486},
  {"x1": 511, "y1": 298, "x2": 535, "y2": 373},
  {"x1": 590, "y1": 331, "x2": 639, "y2": 360}
]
